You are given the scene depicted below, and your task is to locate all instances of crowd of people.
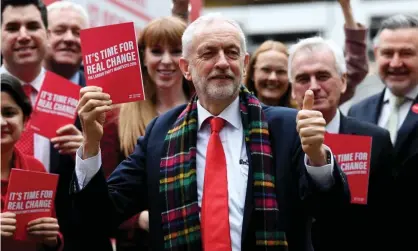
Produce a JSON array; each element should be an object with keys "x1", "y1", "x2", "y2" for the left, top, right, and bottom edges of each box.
[{"x1": 1, "y1": 0, "x2": 417, "y2": 251}]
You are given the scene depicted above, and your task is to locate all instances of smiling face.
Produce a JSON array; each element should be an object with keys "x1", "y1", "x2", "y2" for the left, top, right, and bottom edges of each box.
[
  {"x1": 291, "y1": 47, "x2": 347, "y2": 122},
  {"x1": 46, "y1": 7, "x2": 87, "y2": 68},
  {"x1": 1, "y1": 4, "x2": 47, "y2": 70},
  {"x1": 138, "y1": 16, "x2": 187, "y2": 94},
  {"x1": 180, "y1": 21, "x2": 249, "y2": 106},
  {"x1": 143, "y1": 44, "x2": 184, "y2": 90},
  {"x1": 375, "y1": 28, "x2": 418, "y2": 96},
  {"x1": 252, "y1": 49, "x2": 289, "y2": 105},
  {"x1": 1, "y1": 92, "x2": 26, "y2": 153}
]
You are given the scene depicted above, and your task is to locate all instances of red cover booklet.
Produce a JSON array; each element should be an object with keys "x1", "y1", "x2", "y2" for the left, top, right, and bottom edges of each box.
[
  {"x1": 325, "y1": 133, "x2": 372, "y2": 205},
  {"x1": 4, "y1": 169, "x2": 59, "y2": 240},
  {"x1": 80, "y1": 22, "x2": 145, "y2": 104},
  {"x1": 29, "y1": 71, "x2": 80, "y2": 139}
]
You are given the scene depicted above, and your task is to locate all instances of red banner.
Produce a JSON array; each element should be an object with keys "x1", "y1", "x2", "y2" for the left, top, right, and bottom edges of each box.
[
  {"x1": 80, "y1": 22, "x2": 145, "y2": 104},
  {"x1": 29, "y1": 72, "x2": 80, "y2": 139},
  {"x1": 43, "y1": 0, "x2": 58, "y2": 6},
  {"x1": 4, "y1": 169, "x2": 59, "y2": 240},
  {"x1": 325, "y1": 133, "x2": 372, "y2": 205}
]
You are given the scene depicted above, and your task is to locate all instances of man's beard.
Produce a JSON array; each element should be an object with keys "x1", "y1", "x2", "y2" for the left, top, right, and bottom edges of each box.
[{"x1": 191, "y1": 70, "x2": 241, "y2": 101}]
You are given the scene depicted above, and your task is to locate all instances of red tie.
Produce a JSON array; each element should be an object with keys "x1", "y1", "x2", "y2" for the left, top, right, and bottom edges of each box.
[
  {"x1": 201, "y1": 117, "x2": 232, "y2": 251},
  {"x1": 15, "y1": 85, "x2": 35, "y2": 156}
]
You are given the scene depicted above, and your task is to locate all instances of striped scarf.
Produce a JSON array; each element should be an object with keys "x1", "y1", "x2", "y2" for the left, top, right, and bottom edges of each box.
[{"x1": 159, "y1": 86, "x2": 288, "y2": 251}]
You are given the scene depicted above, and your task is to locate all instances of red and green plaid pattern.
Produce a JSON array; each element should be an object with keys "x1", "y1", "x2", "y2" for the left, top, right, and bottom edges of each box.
[{"x1": 159, "y1": 86, "x2": 288, "y2": 251}]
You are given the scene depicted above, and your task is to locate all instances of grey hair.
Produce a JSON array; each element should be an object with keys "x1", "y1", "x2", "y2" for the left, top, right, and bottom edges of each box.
[
  {"x1": 181, "y1": 12, "x2": 247, "y2": 58},
  {"x1": 374, "y1": 14, "x2": 418, "y2": 46},
  {"x1": 288, "y1": 36, "x2": 347, "y2": 81},
  {"x1": 47, "y1": 1, "x2": 90, "y2": 28}
]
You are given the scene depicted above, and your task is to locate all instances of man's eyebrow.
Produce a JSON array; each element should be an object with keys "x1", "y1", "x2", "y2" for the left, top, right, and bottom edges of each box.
[
  {"x1": 294, "y1": 73, "x2": 308, "y2": 79},
  {"x1": 4, "y1": 21, "x2": 20, "y2": 26}
]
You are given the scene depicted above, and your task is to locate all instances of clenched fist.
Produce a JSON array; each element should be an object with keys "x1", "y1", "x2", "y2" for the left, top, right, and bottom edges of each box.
[
  {"x1": 296, "y1": 90, "x2": 327, "y2": 166},
  {"x1": 76, "y1": 86, "x2": 112, "y2": 159}
]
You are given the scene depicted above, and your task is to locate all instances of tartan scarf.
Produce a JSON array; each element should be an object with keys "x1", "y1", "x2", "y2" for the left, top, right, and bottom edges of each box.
[{"x1": 159, "y1": 86, "x2": 288, "y2": 251}]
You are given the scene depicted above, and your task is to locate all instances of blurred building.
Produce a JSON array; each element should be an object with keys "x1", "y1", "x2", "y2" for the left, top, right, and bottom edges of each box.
[
  {"x1": 204, "y1": 0, "x2": 417, "y2": 110},
  {"x1": 203, "y1": 0, "x2": 418, "y2": 56}
]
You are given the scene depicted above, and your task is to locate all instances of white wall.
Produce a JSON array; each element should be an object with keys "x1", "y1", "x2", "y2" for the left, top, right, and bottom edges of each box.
[
  {"x1": 70, "y1": 0, "x2": 172, "y2": 29},
  {"x1": 203, "y1": 0, "x2": 418, "y2": 48}
]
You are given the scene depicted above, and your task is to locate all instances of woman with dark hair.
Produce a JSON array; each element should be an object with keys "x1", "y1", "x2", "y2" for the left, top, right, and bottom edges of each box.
[{"x1": 1, "y1": 73, "x2": 62, "y2": 250}]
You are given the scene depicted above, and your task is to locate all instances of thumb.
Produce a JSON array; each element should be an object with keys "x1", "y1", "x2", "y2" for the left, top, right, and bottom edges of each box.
[{"x1": 302, "y1": 90, "x2": 314, "y2": 110}]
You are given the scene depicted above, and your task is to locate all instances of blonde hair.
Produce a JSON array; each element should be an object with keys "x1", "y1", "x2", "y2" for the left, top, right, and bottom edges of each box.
[{"x1": 118, "y1": 16, "x2": 188, "y2": 157}]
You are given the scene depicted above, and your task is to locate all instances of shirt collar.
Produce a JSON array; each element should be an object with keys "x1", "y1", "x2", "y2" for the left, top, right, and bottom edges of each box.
[
  {"x1": 383, "y1": 85, "x2": 418, "y2": 103},
  {"x1": 197, "y1": 96, "x2": 242, "y2": 131},
  {"x1": 69, "y1": 71, "x2": 80, "y2": 84},
  {"x1": 325, "y1": 109, "x2": 340, "y2": 134},
  {"x1": 0, "y1": 65, "x2": 45, "y2": 92},
  {"x1": 28, "y1": 68, "x2": 46, "y2": 93}
]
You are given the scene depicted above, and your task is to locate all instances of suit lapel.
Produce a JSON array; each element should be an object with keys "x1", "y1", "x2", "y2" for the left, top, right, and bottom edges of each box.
[
  {"x1": 338, "y1": 114, "x2": 356, "y2": 135},
  {"x1": 241, "y1": 143, "x2": 254, "y2": 247},
  {"x1": 147, "y1": 122, "x2": 172, "y2": 251},
  {"x1": 339, "y1": 114, "x2": 381, "y2": 176},
  {"x1": 395, "y1": 97, "x2": 418, "y2": 153},
  {"x1": 352, "y1": 89, "x2": 385, "y2": 124},
  {"x1": 366, "y1": 90, "x2": 386, "y2": 124},
  {"x1": 78, "y1": 71, "x2": 86, "y2": 87}
]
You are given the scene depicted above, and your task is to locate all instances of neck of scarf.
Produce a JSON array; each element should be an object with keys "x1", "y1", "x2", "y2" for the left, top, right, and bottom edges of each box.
[{"x1": 159, "y1": 86, "x2": 288, "y2": 251}]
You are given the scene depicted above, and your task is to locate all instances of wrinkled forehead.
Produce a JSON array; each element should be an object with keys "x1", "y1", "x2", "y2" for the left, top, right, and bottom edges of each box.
[
  {"x1": 378, "y1": 28, "x2": 418, "y2": 49},
  {"x1": 48, "y1": 7, "x2": 88, "y2": 28},
  {"x1": 292, "y1": 49, "x2": 337, "y2": 75},
  {"x1": 193, "y1": 21, "x2": 243, "y2": 50}
]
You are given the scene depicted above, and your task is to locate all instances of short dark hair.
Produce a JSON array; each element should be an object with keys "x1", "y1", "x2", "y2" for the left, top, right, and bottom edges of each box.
[
  {"x1": 1, "y1": 0, "x2": 48, "y2": 29},
  {"x1": 1, "y1": 73, "x2": 32, "y2": 119}
]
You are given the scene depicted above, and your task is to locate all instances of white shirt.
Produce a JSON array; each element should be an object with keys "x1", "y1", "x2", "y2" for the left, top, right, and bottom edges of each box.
[
  {"x1": 0, "y1": 66, "x2": 51, "y2": 171},
  {"x1": 378, "y1": 86, "x2": 418, "y2": 131},
  {"x1": 75, "y1": 97, "x2": 335, "y2": 251},
  {"x1": 69, "y1": 71, "x2": 80, "y2": 85},
  {"x1": 326, "y1": 110, "x2": 341, "y2": 134}
]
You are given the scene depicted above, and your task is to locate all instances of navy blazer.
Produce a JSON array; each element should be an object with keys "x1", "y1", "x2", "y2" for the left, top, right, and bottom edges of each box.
[
  {"x1": 348, "y1": 89, "x2": 418, "y2": 249},
  {"x1": 78, "y1": 69, "x2": 86, "y2": 87},
  {"x1": 348, "y1": 88, "x2": 418, "y2": 163},
  {"x1": 312, "y1": 114, "x2": 395, "y2": 251},
  {"x1": 70, "y1": 104, "x2": 350, "y2": 251},
  {"x1": 51, "y1": 70, "x2": 85, "y2": 250}
]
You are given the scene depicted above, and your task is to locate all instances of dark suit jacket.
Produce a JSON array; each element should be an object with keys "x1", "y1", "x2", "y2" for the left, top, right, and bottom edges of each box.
[
  {"x1": 348, "y1": 89, "x2": 418, "y2": 248},
  {"x1": 312, "y1": 114, "x2": 395, "y2": 251},
  {"x1": 70, "y1": 105, "x2": 350, "y2": 251},
  {"x1": 50, "y1": 69, "x2": 85, "y2": 251},
  {"x1": 78, "y1": 70, "x2": 86, "y2": 87}
]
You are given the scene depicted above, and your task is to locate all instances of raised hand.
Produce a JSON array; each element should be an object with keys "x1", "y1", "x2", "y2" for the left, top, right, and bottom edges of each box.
[
  {"x1": 338, "y1": 0, "x2": 358, "y2": 29},
  {"x1": 296, "y1": 90, "x2": 327, "y2": 166},
  {"x1": 138, "y1": 210, "x2": 149, "y2": 231},
  {"x1": 76, "y1": 86, "x2": 112, "y2": 159},
  {"x1": 172, "y1": 0, "x2": 190, "y2": 21}
]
